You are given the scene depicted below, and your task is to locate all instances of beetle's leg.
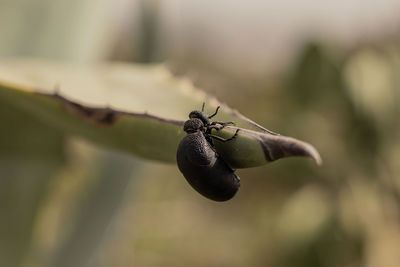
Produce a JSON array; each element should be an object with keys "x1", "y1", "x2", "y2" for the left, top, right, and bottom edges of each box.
[
  {"x1": 208, "y1": 125, "x2": 223, "y2": 130},
  {"x1": 201, "y1": 102, "x2": 205, "y2": 112},
  {"x1": 209, "y1": 129, "x2": 240, "y2": 142},
  {"x1": 208, "y1": 122, "x2": 233, "y2": 131},
  {"x1": 210, "y1": 121, "x2": 234, "y2": 125},
  {"x1": 209, "y1": 121, "x2": 235, "y2": 132},
  {"x1": 208, "y1": 125, "x2": 226, "y2": 133},
  {"x1": 208, "y1": 106, "x2": 220, "y2": 119},
  {"x1": 211, "y1": 121, "x2": 234, "y2": 127}
]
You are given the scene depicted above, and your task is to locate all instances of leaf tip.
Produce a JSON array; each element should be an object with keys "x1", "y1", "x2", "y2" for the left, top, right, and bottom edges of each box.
[
  {"x1": 302, "y1": 141, "x2": 323, "y2": 166},
  {"x1": 259, "y1": 134, "x2": 322, "y2": 166}
]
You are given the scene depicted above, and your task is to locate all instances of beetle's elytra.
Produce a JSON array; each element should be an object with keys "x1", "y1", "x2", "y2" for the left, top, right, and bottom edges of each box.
[{"x1": 176, "y1": 104, "x2": 240, "y2": 201}]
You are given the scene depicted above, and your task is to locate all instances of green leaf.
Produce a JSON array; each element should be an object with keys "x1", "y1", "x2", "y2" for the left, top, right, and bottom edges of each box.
[{"x1": 0, "y1": 59, "x2": 321, "y2": 168}]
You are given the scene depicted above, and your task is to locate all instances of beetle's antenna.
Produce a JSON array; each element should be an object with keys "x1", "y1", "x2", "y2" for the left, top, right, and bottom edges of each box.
[
  {"x1": 201, "y1": 102, "x2": 205, "y2": 112},
  {"x1": 208, "y1": 106, "x2": 220, "y2": 119}
]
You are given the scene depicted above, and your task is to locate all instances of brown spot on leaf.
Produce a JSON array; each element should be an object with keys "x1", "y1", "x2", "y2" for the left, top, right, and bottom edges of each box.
[{"x1": 57, "y1": 96, "x2": 119, "y2": 125}]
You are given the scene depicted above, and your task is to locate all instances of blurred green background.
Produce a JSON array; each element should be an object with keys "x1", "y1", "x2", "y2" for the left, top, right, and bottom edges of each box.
[{"x1": 1, "y1": 0, "x2": 400, "y2": 267}]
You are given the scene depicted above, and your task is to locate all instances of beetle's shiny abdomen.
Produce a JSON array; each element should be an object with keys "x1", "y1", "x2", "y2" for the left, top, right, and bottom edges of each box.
[{"x1": 176, "y1": 131, "x2": 240, "y2": 201}]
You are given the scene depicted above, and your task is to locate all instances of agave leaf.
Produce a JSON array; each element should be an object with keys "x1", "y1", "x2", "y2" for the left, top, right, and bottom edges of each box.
[{"x1": 0, "y1": 59, "x2": 321, "y2": 168}]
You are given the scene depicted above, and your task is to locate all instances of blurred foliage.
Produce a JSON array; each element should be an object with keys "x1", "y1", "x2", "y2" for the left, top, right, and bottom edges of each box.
[
  {"x1": 1, "y1": 1, "x2": 400, "y2": 267},
  {"x1": 0, "y1": 93, "x2": 64, "y2": 267}
]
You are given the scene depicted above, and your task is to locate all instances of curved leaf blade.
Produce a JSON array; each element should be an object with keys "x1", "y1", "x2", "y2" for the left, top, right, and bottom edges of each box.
[{"x1": 0, "y1": 59, "x2": 321, "y2": 168}]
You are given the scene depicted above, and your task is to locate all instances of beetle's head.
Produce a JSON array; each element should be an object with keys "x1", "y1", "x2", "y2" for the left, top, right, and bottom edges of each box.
[
  {"x1": 189, "y1": 110, "x2": 210, "y2": 126},
  {"x1": 183, "y1": 118, "x2": 204, "y2": 133}
]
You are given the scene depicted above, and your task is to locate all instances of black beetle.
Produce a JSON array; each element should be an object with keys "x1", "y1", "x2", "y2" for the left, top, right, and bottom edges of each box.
[{"x1": 176, "y1": 103, "x2": 240, "y2": 201}]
